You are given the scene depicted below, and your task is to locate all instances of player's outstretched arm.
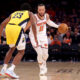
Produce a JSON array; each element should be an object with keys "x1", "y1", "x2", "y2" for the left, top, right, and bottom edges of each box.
[
  {"x1": 0, "y1": 16, "x2": 11, "y2": 44},
  {"x1": 46, "y1": 13, "x2": 59, "y2": 28},
  {"x1": 46, "y1": 13, "x2": 68, "y2": 34},
  {"x1": 29, "y1": 12, "x2": 38, "y2": 45}
]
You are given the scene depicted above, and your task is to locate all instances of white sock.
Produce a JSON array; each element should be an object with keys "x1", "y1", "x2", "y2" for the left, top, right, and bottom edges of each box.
[
  {"x1": 2, "y1": 64, "x2": 8, "y2": 71},
  {"x1": 8, "y1": 64, "x2": 15, "y2": 71}
]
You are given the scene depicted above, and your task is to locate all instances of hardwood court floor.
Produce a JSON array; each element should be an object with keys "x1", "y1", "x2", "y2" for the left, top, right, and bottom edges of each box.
[{"x1": 0, "y1": 62, "x2": 80, "y2": 80}]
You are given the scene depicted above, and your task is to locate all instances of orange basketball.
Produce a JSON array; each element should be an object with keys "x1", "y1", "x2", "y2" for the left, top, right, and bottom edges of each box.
[{"x1": 58, "y1": 23, "x2": 68, "y2": 34}]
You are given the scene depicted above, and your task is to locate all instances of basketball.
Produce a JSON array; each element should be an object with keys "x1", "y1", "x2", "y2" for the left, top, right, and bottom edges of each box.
[{"x1": 58, "y1": 23, "x2": 68, "y2": 34}]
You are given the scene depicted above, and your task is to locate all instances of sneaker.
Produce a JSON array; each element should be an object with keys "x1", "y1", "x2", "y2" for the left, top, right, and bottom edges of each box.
[
  {"x1": 5, "y1": 69, "x2": 19, "y2": 79},
  {"x1": 0, "y1": 68, "x2": 6, "y2": 77},
  {"x1": 40, "y1": 67, "x2": 47, "y2": 76},
  {"x1": 40, "y1": 75, "x2": 47, "y2": 80}
]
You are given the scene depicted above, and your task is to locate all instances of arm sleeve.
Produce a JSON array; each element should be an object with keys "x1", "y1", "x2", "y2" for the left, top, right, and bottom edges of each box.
[{"x1": 47, "y1": 19, "x2": 59, "y2": 28}]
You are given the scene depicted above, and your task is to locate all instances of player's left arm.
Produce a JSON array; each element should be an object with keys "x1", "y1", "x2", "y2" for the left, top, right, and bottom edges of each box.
[
  {"x1": 46, "y1": 13, "x2": 59, "y2": 28},
  {"x1": 0, "y1": 16, "x2": 11, "y2": 43},
  {"x1": 24, "y1": 21, "x2": 31, "y2": 32}
]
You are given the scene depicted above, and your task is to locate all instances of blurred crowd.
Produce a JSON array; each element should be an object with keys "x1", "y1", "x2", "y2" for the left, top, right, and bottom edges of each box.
[
  {"x1": 0, "y1": 0, "x2": 80, "y2": 47},
  {"x1": 0, "y1": 0, "x2": 80, "y2": 61}
]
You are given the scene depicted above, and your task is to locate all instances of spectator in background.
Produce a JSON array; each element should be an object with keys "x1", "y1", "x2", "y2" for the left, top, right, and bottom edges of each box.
[
  {"x1": 72, "y1": 28, "x2": 80, "y2": 45},
  {"x1": 63, "y1": 31, "x2": 72, "y2": 46},
  {"x1": 50, "y1": 28, "x2": 55, "y2": 38},
  {"x1": 47, "y1": 7, "x2": 56, "y2": 21},
  {"x1": 56, "y1": 31, "x2": 63, "y2": 43},
  {"x1": 67, "y1": 25, "x2": 74, "y2": 35},
  {"x1": 51, "y1": 35, "x2": 61, "y2": 46},
  {"x1": 47, "y1": 31, "x2": 53, "y2": 45},
  {"x1": 55, "y1": 18, "x2": 61, "y2": 25},
  {"x1": 71, "y1": 8, "x2": 77, "y2": 20}
]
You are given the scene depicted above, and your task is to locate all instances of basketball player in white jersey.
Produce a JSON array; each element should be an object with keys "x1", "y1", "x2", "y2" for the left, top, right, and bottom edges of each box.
[{"x1": 24, "y1": 4, "x2": 59, "y2": 75}]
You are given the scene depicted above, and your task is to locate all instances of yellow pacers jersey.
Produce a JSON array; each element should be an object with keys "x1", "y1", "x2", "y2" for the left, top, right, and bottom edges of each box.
[
  {"x1": 9, "y1": 10, "x2": 29, "y2": 25},
  {"x1": 5, "y1": 10, "x2": 29, "y2": 45}
]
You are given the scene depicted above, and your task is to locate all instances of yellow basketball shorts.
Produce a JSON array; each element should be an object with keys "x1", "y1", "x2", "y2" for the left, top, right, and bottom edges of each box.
[{"x1": 5, "y1": 24, "x2": 26, "y2": 50}]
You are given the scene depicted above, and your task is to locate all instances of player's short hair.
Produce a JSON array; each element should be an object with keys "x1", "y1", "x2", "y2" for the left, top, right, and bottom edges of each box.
[
  {"x1": 38, "y1": 3, "x2": 45, "y2": 7},
  {"x1": 20, "y1": 3, "x2": 31, "y2": 11}
]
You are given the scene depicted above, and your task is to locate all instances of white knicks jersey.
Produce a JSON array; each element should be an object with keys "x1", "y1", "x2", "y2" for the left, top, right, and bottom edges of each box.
[{"x1": 29, "y1": 14, "x2": 47, "y2": 36}]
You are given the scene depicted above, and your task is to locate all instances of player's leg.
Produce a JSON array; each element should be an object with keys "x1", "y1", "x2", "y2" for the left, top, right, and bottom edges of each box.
[
  {"x1": 41, "y1": 36, "x2": 49, "y2": 65},
  {"x1": 39, "y1": 36, "x2": 49, "y2": 75},
  {"x1": 4, "y1": 46, "x2": 15, "y2": 64},
  {"x1": 42, "y1": 47, "x2": 49, "y2": 74},
  {"x1": 34, "y1": 46, "x2": 49, "y2": 75},
  {"x1": 29, "y1": 34, "x2": 45, "y2": 75},
  {"x1": 29, "y1": 33, "x2": 43, "y2": 65},
  {"x1": 34, "y1": 47, "x2": 43, "y2": 64},
  {"x1": 8, "y1": 49, "x2": 25, "y2": 70},
  {"x1": 0, "y1": 46, "x2": 15, "y2": 76},
  {"x1": 5, "y1": 32, "x2": 26, "y2": 79},
  {"x1": 29, "y1": 34, "x2": 49, "y2": 75},
  {"x1": 34, "y1": 47, "x2": 46, "y2": 75},
  {"x1": 29, "y1": 37, "x2": 44, "y2": 74},
  {"x1": 5, "y1": 50, "x2": 25, "y2": 79},
  {"x1": 29, "y1": 34, "x2": 43, "y2": 63}
]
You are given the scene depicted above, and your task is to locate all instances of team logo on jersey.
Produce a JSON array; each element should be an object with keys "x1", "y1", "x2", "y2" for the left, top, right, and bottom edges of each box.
[{"x1": 37, "y1": 21, "x2": 46, "y2": 26}]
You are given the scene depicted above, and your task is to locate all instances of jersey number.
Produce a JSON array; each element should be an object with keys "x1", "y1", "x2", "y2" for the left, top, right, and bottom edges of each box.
[
  {"x1": 12, "y1": 13, "x2": 23, "y2": 19},
  {"x1": 39, "y1": 26, "x2": 43, "y2": 31}
]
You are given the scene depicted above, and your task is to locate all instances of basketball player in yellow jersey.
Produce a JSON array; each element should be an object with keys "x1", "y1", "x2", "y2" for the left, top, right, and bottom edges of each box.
[{"x1": 0, "y1": 3, "x2": 37, "y2": 79}]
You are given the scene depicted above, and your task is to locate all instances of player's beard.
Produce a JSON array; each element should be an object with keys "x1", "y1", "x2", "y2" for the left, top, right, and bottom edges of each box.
[{"x1": 38, "y1": 13, "x2": 45, "y2": 17}]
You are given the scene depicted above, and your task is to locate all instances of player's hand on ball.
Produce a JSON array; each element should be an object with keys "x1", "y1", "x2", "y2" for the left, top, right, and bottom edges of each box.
[{"x1": 58, "y1": 23, "x2": 68, "y2": 34}]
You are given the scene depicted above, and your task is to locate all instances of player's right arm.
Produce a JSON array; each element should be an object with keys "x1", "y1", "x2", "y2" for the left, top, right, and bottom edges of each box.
[
  {"x1": 0, "y1": 16, "x2": 11, "y2": 44},
  {"x1": 29, "y1": 12, "x2": 38, "y2": 45}
]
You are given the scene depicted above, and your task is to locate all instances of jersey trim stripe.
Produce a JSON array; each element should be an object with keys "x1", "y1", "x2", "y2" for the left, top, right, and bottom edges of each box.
[
  {"x1": 19, "y1": 18, "x2": 30, "y2": 26},
  {"x1": 15, "y1": 28, "x2": 24, "y2": 46}
]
